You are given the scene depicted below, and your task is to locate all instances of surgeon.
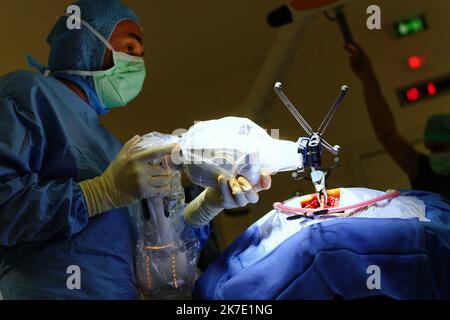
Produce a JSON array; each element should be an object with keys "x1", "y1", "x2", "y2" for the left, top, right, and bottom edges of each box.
[
  {"x1": 345, "y1": 43, "x2": 450, "y2": 200},
  {"x1": 0, "y1": 0, "x2": 271, "y2": 300}
]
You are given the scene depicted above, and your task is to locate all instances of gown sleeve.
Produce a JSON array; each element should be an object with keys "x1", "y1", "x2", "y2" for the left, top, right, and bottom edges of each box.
[{"x1": 0, "y1": 95, "x2": 89, "y2": 246}]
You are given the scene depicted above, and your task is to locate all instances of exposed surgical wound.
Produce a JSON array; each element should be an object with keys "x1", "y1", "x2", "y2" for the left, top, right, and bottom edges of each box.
[
  {"x1": 275, "y1": 188, "x2": 428, "y2": 221},
  {"x1": 236, "y1": 187, "x2": 428, "y2": 267}
]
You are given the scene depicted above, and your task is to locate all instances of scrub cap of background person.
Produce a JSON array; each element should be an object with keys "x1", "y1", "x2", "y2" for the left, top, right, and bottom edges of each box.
[
  {"x1": 424, "y1": 114, "x2": 450, "y2": 143},
  {"x1": 47, "y1": 0, "x2": 139, "y2": 72}
]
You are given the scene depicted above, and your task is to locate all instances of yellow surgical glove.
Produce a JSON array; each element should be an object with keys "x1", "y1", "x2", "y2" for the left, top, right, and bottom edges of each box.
[
  {"x1": 80, "y1": 135, "x2": 176, "y2": 217},
  {"x1": 183, "y1": 172, "x2": 272, "y2": 228}
]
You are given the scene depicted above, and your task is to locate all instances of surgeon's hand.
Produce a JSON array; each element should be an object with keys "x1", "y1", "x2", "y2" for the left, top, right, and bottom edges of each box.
[
  {"x1": 344, "y1": 43, "x2": 376, "y2": 82},
  {"x1": 183, "y1": 172, "x2": 272, "y2": 228},
  {"x1": 80, "y1": 135, "x2": 176, "y2": 217}
]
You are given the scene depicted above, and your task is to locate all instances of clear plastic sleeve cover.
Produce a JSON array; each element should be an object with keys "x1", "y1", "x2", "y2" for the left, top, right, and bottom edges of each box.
[
  {"x1": 180, "y1": 117, "x2": 301, "y2": 187},
  {"x1": 130, "y1": 132, "x2": 200, "y2": 299}
]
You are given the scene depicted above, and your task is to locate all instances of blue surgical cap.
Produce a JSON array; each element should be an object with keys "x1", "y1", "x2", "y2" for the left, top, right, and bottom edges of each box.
[
  {"x1": 47, "y1": 0, "x2": 139, "y2": 72},
  {"x1": 424, "y1": 114, "x2": 450, "y2": 143}
]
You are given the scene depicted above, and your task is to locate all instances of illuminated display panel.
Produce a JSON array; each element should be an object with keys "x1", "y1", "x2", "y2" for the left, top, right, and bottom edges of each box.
[
  {"x1": 397, "y1": 74, "x2": 450, "y2": 106},
  {"x1": 394, "y1": 15, "x2": 428, "y2": 38}
]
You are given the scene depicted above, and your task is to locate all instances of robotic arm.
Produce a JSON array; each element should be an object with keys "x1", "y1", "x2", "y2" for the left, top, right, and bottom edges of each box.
[{"x1": 273, "y1": 82, "x2": 349, "y2": 208}]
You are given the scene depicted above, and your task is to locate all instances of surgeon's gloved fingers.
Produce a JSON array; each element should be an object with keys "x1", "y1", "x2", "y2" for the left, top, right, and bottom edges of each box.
[
  {"x1": 261, "y1": 172, "x2": 272, "y2": 190},
  {"x1": 161, "y1": 155, "x2": 177, "y2": 171},
  {"x1": 146, "y1": 164, "x2": 171, "y2": 176},
  {"x1": 121, "y1": 135, "x2": 141, "y2": 157},
  {"x1": 148, "y1": 175, "x2": 172, "y2": 188},
  {"x1": 218, "y1": 175, "x2": 237, "y2": 208},
  {"x1": 80, "y1": 137, "x2": 176, "y2": 218},
  {"x1": 255, "y1": 171, "x2": 272, "y2": 192},
  {"x1": 229, "y1": 177, "x2": 242, "y2": 194},
  {"x1": 133, "y1": 143, "x2": 177, "y2": 162},
  {"x1": 237, "y1": 176, "x2": 252, "y2": 191},
  {"x1": 229, "y1": 177, "x2": 248, "y2": 207},
  {"x1": 238, "y1": 176, "x2": 259, "y2": 204}
]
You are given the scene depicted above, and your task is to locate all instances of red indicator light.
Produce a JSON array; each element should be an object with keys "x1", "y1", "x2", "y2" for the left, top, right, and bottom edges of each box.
[
  {"x1": 408, "y1": 55, "x2": 425, "y2": 69},
  {"x1": 406, "y1": 87, "x2": 420, "y2": 101},
  {"x1": 427, "y1": 82, "x2": 437, "y2": 96}
]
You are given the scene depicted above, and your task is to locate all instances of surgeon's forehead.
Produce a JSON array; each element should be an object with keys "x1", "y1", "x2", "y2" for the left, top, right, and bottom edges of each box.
[{"x1": 112, "y1": 20, "x2": 144, "y2": 40}]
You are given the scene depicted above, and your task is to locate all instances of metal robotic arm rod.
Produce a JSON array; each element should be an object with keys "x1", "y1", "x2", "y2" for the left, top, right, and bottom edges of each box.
[{"x1": 274, "y1": 82, "x2": 349, "y2": 208}]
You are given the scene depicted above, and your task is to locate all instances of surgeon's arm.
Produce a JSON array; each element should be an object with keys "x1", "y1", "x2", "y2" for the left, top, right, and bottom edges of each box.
[
  {"x1": 0, "y1": 97, "x2": 89, "y2": 246},
  {"x1": 345, "y1": 43, "x2": 420, "y2": 179}
]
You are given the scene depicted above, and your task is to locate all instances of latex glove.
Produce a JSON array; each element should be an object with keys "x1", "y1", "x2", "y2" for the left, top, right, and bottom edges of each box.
[
  {"x1": 183, "y1": 172, "x2": 272, "y2": 228},
  {"x1": 80, "y1": 135, "x2": 176, "y2": 217}
]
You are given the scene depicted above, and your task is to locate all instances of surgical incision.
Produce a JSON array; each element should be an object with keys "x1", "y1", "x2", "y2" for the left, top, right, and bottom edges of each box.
[{"x1": 300, "y1": 189, "x2": 340, "y2": 209}]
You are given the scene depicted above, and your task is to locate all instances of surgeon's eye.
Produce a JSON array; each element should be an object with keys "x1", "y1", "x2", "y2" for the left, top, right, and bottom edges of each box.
[
  {"x1": 121, "y1": 38, "x2": 144, "y2": 57},
  {"x1": 125, "y1": 43, "x2": 144, "y2": 57}
]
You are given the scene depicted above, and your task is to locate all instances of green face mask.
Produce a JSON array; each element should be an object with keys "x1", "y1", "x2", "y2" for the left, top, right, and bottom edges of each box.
[
  {"x1": 55, "y1": 19, "x2": 146, "y2": 108},
  {"x1": 92, "y1": 50, "x2": 146, "y2": 108},
  {"x1": 429, "y1": 153, "x2": 450, "y2": 176}
]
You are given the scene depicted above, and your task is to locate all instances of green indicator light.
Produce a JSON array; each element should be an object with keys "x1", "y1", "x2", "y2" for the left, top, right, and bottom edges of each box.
[
  {"x1": 411, "y1": 18, "x2": 424, "y2": 31},
  {"x1": 394, "y1": 15, "x2": 427, "y2": 37},
  {"x1": 398, "y1": 23, "x2": 409, "y2": 35}
]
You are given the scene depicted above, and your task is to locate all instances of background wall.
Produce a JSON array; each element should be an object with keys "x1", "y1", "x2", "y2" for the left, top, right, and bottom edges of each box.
[{"x1": 1, "y1": 0, "x2": 449, "y2": 248}]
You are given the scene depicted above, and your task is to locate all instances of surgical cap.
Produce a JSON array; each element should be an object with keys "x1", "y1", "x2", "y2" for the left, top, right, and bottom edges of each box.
[
  {"x1": 424, "y1": 114, "x2": 450, "y2": 143},
  {"x1": 47, "y1": 0, "x2": 139, "y2": 72}
]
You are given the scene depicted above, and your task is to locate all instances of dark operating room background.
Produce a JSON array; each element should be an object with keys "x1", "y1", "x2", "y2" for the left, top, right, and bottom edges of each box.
[{"x1": 1, "y1": 0, "x2": 449, "y2": 248}]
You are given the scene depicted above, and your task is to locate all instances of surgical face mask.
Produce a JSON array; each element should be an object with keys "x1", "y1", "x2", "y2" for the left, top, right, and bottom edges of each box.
[
  {"x1": 54, "y1": 19, "x2": 146, "y2": 108},
  {"x1": 429, "y1": 152, "x2": 450, "y2": 176}
]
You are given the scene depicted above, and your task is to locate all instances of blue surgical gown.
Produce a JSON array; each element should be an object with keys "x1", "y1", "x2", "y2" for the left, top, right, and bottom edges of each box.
[{"x1": 0, "y1": 70, "x2": 206, "y2": 299}]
